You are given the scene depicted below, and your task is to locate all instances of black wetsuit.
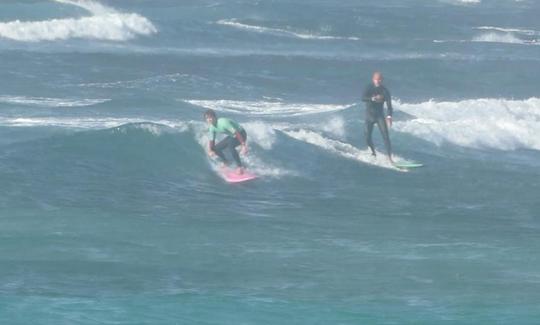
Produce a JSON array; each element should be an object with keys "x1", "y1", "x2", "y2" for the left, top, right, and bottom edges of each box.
[
  {"x1": 361, "y1": 84, "x2": 393, "y2": 157},
  {"x1": 213, "y1": 129, "x2": 247, "y2": 167}
]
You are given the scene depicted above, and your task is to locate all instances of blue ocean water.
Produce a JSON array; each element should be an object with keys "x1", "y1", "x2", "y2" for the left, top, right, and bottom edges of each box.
[{"x1": 1, "y1": 0, "x2": 540, "y2": 323}]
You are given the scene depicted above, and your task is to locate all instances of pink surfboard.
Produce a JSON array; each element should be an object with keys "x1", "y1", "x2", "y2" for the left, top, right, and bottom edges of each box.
[{"x1": 220, "y1": 168, "x2": 257, "y2": 183}]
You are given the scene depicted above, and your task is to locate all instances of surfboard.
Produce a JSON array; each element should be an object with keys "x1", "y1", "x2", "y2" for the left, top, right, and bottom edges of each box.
[
  {"x1": 393, "y1": 161, "x2": 424, "y2": 169},
  {"x1": 220, "y1": 167, "x2": 257, "y2": 183}
]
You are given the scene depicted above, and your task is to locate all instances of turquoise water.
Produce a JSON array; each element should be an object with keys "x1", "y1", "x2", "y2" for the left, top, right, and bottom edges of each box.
[{"x1": 1, "y1": 0, "x2": 540, "y2": 324}]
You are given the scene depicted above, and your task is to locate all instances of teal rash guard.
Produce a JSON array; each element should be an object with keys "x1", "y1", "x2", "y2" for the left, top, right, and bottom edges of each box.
[{"x1": 208, "y1": 118, "x2": 244, "y2": 141}]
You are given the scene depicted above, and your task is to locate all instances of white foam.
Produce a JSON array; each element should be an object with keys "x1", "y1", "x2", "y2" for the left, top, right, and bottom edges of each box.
[
  {"x1": 243, "y1": 121, "x2": 276, "y2": 150},
  {"x1": 320, "y1": 116, "x2": 346, "y2": 139},
  {"x1": 217, "y1": 19, "x2": 360, "y2": 41},
  {"x1": 0, "y1": 116, "x2": 189, "y2": 131},
  {"x1": 476, "y1": 26, "x2": 540, "y2": 36},
  {"x1": 186, "y1": 99, "x2": 352, "y2": 117},
  {"x1": 442, "y1": 0, "x2": 481, "y2": 4},
  {"x1": 472, "y1": 32, "x2": 525, "y2": 44},
  {"x1": 0, "y1": 95, "x2": 110, "y2": 107},
  {"x1": 395, "y1": 97, "x2": 540, "y2": 151},
  {"x1": 282, "y1": 129, "x2": 403, "y2": 171},
  {"x1": 435, "y1": 28, "x2": 538, "y2": 46},
  {"x1": 471, "y1": 25, "x2": 540, "y2": 45},
  {"x1": 242, "y1": 154, "x2": 296, "y2": 178},
  {"x1": 0, "y1": 0, "x2": 157, "y2": 42}
]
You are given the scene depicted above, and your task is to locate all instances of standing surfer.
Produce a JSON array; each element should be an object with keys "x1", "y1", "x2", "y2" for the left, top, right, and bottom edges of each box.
[{"x1": 361, "y1": 71, "x2": 394, "y2": 163}]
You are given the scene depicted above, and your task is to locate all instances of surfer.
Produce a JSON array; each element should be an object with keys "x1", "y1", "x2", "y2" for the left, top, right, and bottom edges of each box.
[
  {"x1": 204, "y1": 109, "x2": 248, "y2": 174},
  {"x1": 361, "y1": 71, "x2": 393, "y2": 163}
]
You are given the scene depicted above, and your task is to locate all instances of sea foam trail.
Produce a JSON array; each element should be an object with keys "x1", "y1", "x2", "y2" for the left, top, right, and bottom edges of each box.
[
  {"x1": 473, "y1": 32, "x2": 522, "y2": 44},
  {"x1": 282, "y1": 129, "x2": 403, "y2": 171},
  {"x1": 0, "y1": 117, "x2": 189, "y2": 131},
  {"x1": 441, "y1": 0, "x2": 481, "y2": 4},
  {"x1": 0, "y1": 0, "x2": 157, "y2": 42},
  {"x1": 217, "y1": 19, "x2": 360, "y2": 41},
  {"x1": 435, "y1": 26, "x2": 539, "y2": 45},
  {"x1": 186, "y1": 99, "x2": 352, "y2": 117},
  {"x1": 472, "y1": 26, "x2": 539, "y2": 45},
  {"x1": 0, "y1": 96, "x2": 110, "y2": 107},
  {"x1": 395, "y1": 97, "x2": 540, "y2": 151},
  {"x1": 475, "y1": 26, "x2": 540, "y2": 36}
]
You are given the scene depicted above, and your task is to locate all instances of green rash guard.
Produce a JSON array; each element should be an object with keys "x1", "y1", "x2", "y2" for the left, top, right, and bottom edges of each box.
[{"x1": 208, "y1": 118, "x2": 244, "y2": 141}]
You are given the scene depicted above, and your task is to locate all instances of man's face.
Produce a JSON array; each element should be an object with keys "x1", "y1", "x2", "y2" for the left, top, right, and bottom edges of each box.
[
  {"x1": 372, "y1": 74, "x2": 383, "y2": 87},
  {"x1": 206, "y1": 115, "x2": 216, "y2": 126}
]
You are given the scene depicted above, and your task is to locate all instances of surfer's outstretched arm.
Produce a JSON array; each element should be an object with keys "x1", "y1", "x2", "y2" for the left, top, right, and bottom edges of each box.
[{"x1": 234, "y1": 130, "x2": 248, "y2": 154}]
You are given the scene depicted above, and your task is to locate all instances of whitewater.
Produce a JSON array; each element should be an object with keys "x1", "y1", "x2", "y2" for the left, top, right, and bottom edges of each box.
[{"x1": 0, "y1": 0, "x2": 539, "y2": 324}]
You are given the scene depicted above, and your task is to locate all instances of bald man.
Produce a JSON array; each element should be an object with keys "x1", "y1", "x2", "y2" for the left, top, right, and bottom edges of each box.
[{"x1": 361, "y1": 72, "x2": 393, "y2": 162}]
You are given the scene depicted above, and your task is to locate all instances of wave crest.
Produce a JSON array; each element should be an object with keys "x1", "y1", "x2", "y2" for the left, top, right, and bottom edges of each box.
[
  {"x1": 185, "y1": 99, "x2": 352, "y2": 117},
  {"x1": 217, "y1": 19, "x2": 360, "y2": 41},
  {"x1": 395, "y1": 98, "x2": 540, "y2": 151},
  {"x1": 0, "y1": 95, "x2": 110, "y2": 107},
  {"x1": 0, "y1": 0, "x2": 157, "y2": 42}
]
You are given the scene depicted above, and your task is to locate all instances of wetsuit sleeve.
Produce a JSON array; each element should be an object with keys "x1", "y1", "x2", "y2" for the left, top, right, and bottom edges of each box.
[
  {"x1": 208, "y1": 128, "x2": 216, "y2": 150},
  {"x1": 362, "y1": 85, "x2": 373, "y2": 102},
  {"x1": 385, "y1": 88, "x2": 393, "y2": 117},
  {"x1": 208, "y1": 128, "x2": 216, "y2": 142}
]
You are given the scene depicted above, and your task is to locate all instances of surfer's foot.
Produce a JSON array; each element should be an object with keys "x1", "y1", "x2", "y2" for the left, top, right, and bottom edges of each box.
[
  {"x1": 371, "y1": 151, "x2": 376, "y2": 157},
  {"x1": 388, "y1": 156, "x2": 394, "y2": 164},
  {"x1": 236, "y1": 167, "x2": 244, "y2": 175}
]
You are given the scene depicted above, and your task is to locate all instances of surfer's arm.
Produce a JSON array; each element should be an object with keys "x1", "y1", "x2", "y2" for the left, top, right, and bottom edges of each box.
[
  {"x1": 234, "y1": 130, "x2": 248, "y2": 154},
  {"x1": 384, "y1": 89, "x2": 393, "y2": 128},
  {"x1": 207, "y1": 140, "x2": 218, "y2": 157},
  {"x1": 234, "y1": 131, "x2": 246, "y2": 145},
  {"x1": 207, "y1": 128, "x2": 218, "y2": 156},
  {"x1": 384, "y1": 88, "x2": 393, "y2": 117}
]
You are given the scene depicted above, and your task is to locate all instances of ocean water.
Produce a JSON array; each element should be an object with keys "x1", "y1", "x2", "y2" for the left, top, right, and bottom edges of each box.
[{"x1": 1, "y1": 0, "x2": 539, "y2": 324}]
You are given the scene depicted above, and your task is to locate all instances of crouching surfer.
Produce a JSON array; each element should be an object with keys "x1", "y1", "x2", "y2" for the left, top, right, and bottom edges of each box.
[{"x1": 204, "y1": 109, "x2": 248, "y2": 174}]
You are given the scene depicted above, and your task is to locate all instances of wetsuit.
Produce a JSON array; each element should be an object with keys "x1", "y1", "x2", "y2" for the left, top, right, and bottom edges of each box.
[
  {"x1": 361, "y1": 84, "x2": 393, "y2": 157},
  {"x1": 208, "y1": 118, "x2": 247, "y2": 167}
]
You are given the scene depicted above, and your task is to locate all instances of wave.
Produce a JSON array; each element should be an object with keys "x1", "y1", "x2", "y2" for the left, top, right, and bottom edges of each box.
[
  {"x1": 0, "y1": 117, "x2": 189, "y2": 131},
  {"x1": 441, "y1": 0, "x2": 481, "y2": 4},
  {"x1": 435, "y1": 26, "x2": 539, "y2": 46},
  {"x1": 475, "y1": 26, "x2": 540, "y2": 36},
  {"x1": 472, "y1": 25, "x2": 539, "y2": 45},
  {"x1": 3, "y1": 96, "x2": 538, "y2": 177},
  {"x1": 0, "y1": 95, "x2": 110, "y2": 107},
  {"x1": 216, "y1": 19, "x2": 360, "y2": 41},
  {"x1": 79, "y1": 72, "x2": 195, "y2": 89},
  {"x1": 472, "y1": 32, "x2": 533, "y2": 45},
  {"x1": 185, "y1": 99, "x2": 352, "y2": 117},
  {"x1": 0, "y1": 0, "x2": 157, "y2": 42},
  {"x1": 281, "y1": 129, "x2": 403, "y2": 171},
  {"x1": 395, "y1": 97, "x2": 540, "y2": 151}
]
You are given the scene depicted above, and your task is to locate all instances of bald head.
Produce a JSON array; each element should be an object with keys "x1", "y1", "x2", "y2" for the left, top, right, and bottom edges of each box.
[{"x1": 372, "y1": 72, "x2": 383, "y2": 87}]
